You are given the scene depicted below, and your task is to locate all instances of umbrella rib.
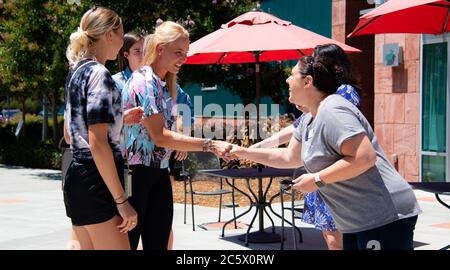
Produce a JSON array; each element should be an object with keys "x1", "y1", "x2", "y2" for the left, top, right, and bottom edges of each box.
[
  {"x1": 296, "y1": 49, "x2": 305, "y2": 56},
  {"x1": 427, "y1": 2, "x2": 450, "y2": 8},
  {"x1": 217, "y1": 53, "x2": 228, "y2": 64},
  {"x1": 442, "y1": 5, "x2": 450, "y2": 33},
  {"x1": 351, "y1": 15, "x2": 382, "y2": 37}
]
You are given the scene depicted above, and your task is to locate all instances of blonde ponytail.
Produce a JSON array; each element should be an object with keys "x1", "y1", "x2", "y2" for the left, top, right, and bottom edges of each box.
[
  {"x1": 66, "y1": 6, "x2": 122, "y2": 65},
  {"x1": 66, "y1": 27, "x2": 92, "y2": 65},
  {"x1": 143, "y1": 21, "x2": 189, "y2": 100}
]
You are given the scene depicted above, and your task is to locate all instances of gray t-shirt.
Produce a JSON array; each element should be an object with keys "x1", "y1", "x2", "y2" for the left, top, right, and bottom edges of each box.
[{"x1": 293, "y1": 94, "x2": 421, "y2": 233}]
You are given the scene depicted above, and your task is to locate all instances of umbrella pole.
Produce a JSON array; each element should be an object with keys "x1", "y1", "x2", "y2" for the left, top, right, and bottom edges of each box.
[
  {"x1": 254, "y1": 52, "x2": 261, "y2": 142},
  {"x1": 254, "y1": 53, "x2": 265, "y2": 232}
]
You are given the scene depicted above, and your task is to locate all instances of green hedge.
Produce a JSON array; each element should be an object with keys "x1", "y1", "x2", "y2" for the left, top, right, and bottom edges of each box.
[
  {"x1": 0, "y1": 117, "x2": 63, "y2": 170},
  {"x1": 0, "y1": 136, "x2": 62, "y2": 170},
  {"x1": 2, "y1": 114, "x2": 64, "y2": 142}
]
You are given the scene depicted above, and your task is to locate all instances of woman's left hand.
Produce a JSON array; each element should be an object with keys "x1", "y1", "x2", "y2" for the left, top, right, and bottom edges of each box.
[
  {"x1": 292, "y1": 173, "x2": 319, "y2": 193},
  {"x1": 124, "y1": 107, "x2": 144, "y2": 125}
]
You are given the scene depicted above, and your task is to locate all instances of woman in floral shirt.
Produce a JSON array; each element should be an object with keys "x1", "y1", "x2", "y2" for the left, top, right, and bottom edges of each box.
[{"x1": 122, "y1": 21, "x2": 232, "y2": 250}]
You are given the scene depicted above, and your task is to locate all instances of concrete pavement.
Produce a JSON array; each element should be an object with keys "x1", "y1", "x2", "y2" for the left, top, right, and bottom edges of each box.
[{"x1": 0, "y1": 164, "x2": 449, "y2": 250}]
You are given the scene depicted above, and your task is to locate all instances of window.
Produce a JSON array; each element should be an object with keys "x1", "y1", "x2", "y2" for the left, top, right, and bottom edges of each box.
[
  {"x1": 201, "y1": 83, "x2": 217, "y2": 92},
  {"x1": 421, "y1": 35, "x2": 449, "y2": 182}
]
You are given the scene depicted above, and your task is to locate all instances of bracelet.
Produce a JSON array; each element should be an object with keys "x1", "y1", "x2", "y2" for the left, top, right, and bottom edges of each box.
[
  {"x1": 203, "y1": 138, "x2": 212, "y2": 152},
  {"x1": 114, "y1": 193, "x2": 127, "y2": 203},
  {"x1": 116, "y1": 198, "x2": 128, "y2": 205}
]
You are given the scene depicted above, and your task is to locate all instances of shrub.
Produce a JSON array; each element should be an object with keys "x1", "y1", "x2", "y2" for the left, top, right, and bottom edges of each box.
[
  {"x1": 1, "y1": 114, "x2": 64, "y2": 142},
  {"x1": 0, "y1": 136, "x2": 62, "y2": 170},
  {"x1": 0, "y1": 115, "x2": 64, "y2": 169}
]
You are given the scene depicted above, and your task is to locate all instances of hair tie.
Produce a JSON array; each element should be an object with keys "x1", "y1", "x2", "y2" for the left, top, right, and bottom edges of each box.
[{"x1": 77, "y1": 27, "x2": 89, "y2": 37}]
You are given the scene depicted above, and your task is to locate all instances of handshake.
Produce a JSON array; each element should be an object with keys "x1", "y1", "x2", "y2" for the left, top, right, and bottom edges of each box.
[{"x1": 207, "y1": 140, "x2": 245, "y2": 161}]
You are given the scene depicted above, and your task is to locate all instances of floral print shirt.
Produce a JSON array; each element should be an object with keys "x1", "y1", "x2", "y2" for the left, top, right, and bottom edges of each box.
[{"x1": 121, "y1": 65, "x2": 176, "y2": 168}]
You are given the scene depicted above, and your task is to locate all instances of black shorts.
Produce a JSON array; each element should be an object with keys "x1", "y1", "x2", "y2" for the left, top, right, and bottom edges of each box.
[
  {"x1": 63, "y1": 154, "x2": 124, "y2": 226},
  {"x1": 342, "y1": 215, "x2": 418, "y2": 250}
]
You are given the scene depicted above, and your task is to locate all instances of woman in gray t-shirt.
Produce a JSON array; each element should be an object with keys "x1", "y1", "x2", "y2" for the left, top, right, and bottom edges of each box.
[{"x1": 230, "y1": 51, "x2": 421, "y2": 250}]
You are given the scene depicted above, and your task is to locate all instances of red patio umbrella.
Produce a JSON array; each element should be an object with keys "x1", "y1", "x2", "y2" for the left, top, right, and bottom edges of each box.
[
  {"x1": 186, "y1": 11, "x2": 360, "y2": 137},
  {"x1": 187, "y1": 11, "x2": 360, "y2": 64},
  {"x1": 348, "y1": 0, "x2": 450, "y2": 37}
]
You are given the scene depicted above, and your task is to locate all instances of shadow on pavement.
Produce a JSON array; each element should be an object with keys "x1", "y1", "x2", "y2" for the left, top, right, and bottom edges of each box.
[
  {"x1": 0, "y1": 165, "x2": 62, "y2": 181},
  {"x1": 219, "y1": 226, "x2": 328, "y2": 250},
  {"x1": 32, "y1": 172, "x2": 62, "y2": 181}
]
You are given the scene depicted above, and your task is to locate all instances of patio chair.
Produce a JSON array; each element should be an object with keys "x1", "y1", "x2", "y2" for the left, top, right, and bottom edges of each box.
[
  {"x1": 279, "y1": 166, "x2": 307, "y2": 250},
  {"x1": 181, "y1": 151, "x2": 237, "y2": 231}
]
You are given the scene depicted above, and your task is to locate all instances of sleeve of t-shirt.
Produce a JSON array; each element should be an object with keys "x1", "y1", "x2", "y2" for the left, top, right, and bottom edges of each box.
[
  {"x1": 322, "y1": 105, "x2": 366, "y2": 155},
  {"x1": 86, "y1": 66, "x2": 115, "y2": 126},
  {"x1": 127, "y1": 73, "x2": 161, "y2": 118}
]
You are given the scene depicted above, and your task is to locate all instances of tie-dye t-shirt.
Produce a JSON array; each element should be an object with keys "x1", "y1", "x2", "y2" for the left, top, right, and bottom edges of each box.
[
  {"x1": 122, "y1": 65, "x2": 176, "y2": 168},
  {"x1": 64, "y1": 59, "x2": 123, "y2": 159}
]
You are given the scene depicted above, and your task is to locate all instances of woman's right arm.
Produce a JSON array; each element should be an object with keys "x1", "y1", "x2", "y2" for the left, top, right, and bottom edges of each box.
[
  {"x1": 250, "y1": 124, "x2": 295, "y2": 149},
  {"x1": 141, "y1": 113, "x2": 231, "y2": 156},
  {"x1": 130, "y1": 73, "x2": 231, "y2": 156}
]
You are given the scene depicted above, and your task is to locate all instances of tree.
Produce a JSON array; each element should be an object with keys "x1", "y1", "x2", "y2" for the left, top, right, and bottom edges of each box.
[
  {"x1": 1, "y1": 0, "x2": 277, "y2": 142},
  {"x1": 93, "y1": 0, "x2": 256, "y2": 72},
  {"x1": 0, "y1": 0, "x2": 90, "y2": 140}
]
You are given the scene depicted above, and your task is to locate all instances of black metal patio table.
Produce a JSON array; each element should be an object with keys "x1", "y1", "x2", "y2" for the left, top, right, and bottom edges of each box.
[
  {"x1": 409, "y1": 182, "x2": 450, "y2": 250},
  {"x1": 198, "y1": 167, "x2": 298, "y2": 246},
  {"x1": 409, "y1": 182, "x2": 450, "y2": 210}
]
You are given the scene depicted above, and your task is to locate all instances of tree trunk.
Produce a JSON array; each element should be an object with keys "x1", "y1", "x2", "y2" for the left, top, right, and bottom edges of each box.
[
  {"x1": 20, "y1": 96, "x2": 26, "y2": 138},
  {"x1": 42, "y1": 95, "x2": 48, "y2": 141},
  {"x1": 50, "y1": 94, "x2": 58, "y2": 145}
]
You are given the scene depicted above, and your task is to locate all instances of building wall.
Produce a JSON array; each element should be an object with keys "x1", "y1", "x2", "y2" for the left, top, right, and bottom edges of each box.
[
  {"x1": 373, "y1": 33, "x2": 421, "y2": 182},
  {"x1": 332, "y1": 0, "x2": 375, "y2": 127},
  {"x1": 261, "y1": 0, "x2": 332, "y2": 37},
  {"x1": 332, "y1": 0, "x2": 421, "y2": 182}
]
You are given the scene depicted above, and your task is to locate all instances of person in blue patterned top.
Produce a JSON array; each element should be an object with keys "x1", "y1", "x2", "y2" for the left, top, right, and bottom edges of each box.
[
  {"x1": 113, "y1": 32, "x2": 145, "y2": 93},
  {"x1": 249, "y1": 44, "x2": 361, "y2": 250},
  {"x1": 122, "y1": 21, "x2": 232, "y2": 250}
]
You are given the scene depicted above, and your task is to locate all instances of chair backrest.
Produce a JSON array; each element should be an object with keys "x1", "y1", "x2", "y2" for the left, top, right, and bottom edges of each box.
[{"x1": 182, "y1": 151, "x2": 221, "y2": 180}]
